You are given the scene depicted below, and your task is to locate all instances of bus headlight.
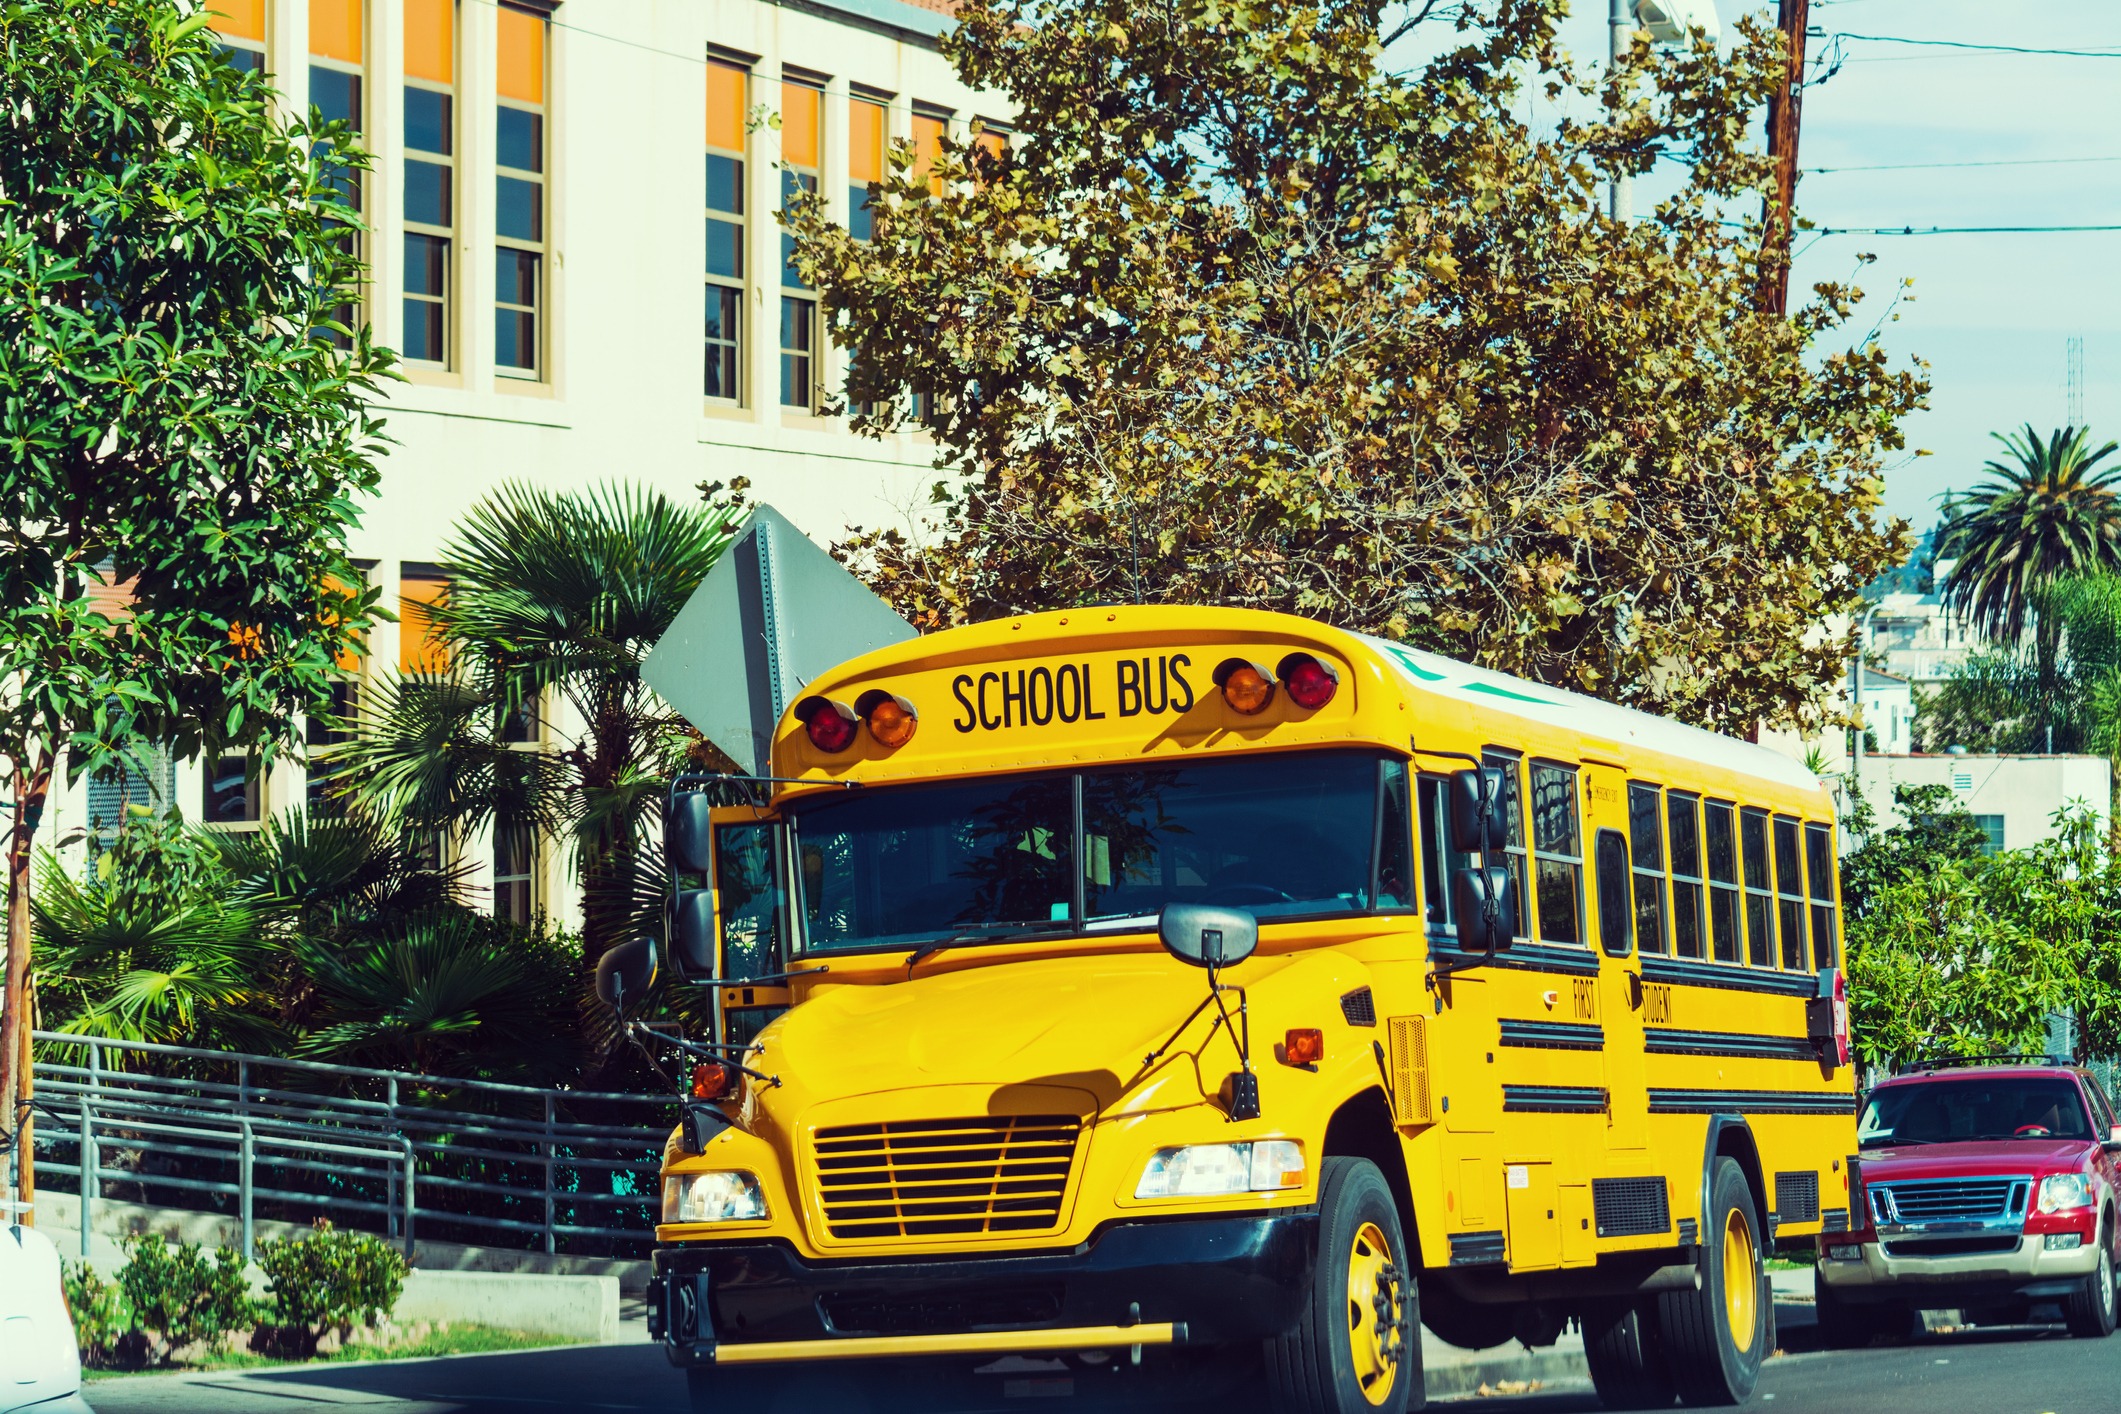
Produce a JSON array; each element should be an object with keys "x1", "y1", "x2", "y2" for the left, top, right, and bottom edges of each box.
[
  {"x1": 2039, "y1": 1173, "x2": 2093, "y2": 1215},
  {"x1": 664, "y1": 1171, "x2": 769, "y2": 1223},
  {"x1": 1135, "y1": 1141, "x2": 1305, "y2": 1199}
]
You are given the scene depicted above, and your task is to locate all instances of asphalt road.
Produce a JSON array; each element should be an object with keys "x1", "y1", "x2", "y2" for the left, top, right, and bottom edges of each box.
[{"x1": 81, "y1": 1322, "x2": 2121, "y2": 1414}]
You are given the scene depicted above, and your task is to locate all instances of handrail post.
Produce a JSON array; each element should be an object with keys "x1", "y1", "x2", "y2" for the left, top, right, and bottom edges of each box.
[
  {"x1": 542, "y1": 1094, "x2": 556, "y2": 1255},
  {"x1": 239, "y1": 1118, "x2": 255, "y2": 1264},
  {"x1": 386, "y1": 1078, "x2": 400, "y2": 1241},
  {"x1": 400, "y1": 1137, "x2": 416, "y2": 1260},
  {"x1": 80, "y1": 1042, "x2": 99, "y2": 1261}
]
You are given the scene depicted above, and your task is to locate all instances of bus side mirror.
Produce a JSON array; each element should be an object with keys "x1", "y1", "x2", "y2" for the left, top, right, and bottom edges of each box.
[
  {"x1": 1451, "y1": 865, "x2": 1518, "y2": 953},
  {"x1": 671, "y1": 888, "x2": 716, "y2": 977},
  {"x1": 1449, "y1": 768, "x2": 1507, "y2": 854},
  {"x1": 595, "y1": 935, "x2": 658, "y2": 1015},
  {"x1": 668, "y1": 791, "x2": 714, "y2": 875},
  {"x1": 1158, "y1": 903, "x2": 1258, "y2": 969}
]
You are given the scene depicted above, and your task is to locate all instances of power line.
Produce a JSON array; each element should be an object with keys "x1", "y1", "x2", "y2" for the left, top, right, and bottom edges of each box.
[
  {"x1": 1808, "y1": 223, "x2": 2121, "y2": 235},
  {"x1": 1829, "y1": 32, "x2": 2121, "y2": 59},
  {"x1": 1806, "y1": 155, "x2": 2121, "y2": 174}
]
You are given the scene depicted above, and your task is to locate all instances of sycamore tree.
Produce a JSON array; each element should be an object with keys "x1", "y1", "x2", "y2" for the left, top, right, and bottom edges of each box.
[
  {"x1": 788, "y1": 0, "x2": 1923, "y2": 734},
  {"x1": 0, "y1": 0, "x2": 389, "y2": 1175}
]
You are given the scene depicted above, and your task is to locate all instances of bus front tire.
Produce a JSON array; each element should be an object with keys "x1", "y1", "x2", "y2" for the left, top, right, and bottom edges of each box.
[
  {"x1": 1580, "y1": 1302, "x2": 1675, "y2": 1409},
  {"x1": 1265, "y1": 1155, "x2": 1423, "y2": 1414},
  {"x1": 1656, "y1": 1157, "x2": 1767, "y2": 1407}
]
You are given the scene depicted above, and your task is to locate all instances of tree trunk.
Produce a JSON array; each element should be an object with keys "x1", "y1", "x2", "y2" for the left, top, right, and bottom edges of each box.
[{"x1": 0, "y1": 759, "x2": 50, "y2": 1220}]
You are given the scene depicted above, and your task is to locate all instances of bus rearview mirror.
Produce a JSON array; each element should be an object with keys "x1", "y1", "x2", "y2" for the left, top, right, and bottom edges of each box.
[
  {"x1": 1448, "y1": 768, "x2": 1508, "y2": 855},
  {"x1": 1450, "y1": 865, "x2": 1518, "y2": 953},
  {"x1": 1158, "y1": 903, "x2": 1259, "y2": 969},
  {"x1": 595, "y1": 934, "x2": 658, "y2": 1015},
  {"x1": 671, "y1": 888, "x2": 716, "y2": 977},
  {"x1": 668, "y1": 791, "x2": 714, "y2": 876}
]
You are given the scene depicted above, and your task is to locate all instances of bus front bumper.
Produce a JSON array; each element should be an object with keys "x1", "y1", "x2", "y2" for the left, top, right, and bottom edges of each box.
[{"x1": 648, "y1": 1210, "x2": 1319, "y2": 1367}]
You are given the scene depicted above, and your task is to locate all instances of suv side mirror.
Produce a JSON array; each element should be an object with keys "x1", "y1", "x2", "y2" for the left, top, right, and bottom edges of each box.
[
  {"x1": 1158, "y1": 903, "x2": 1258, "y2": 969},
  {"x1": 667, "y1": 791, "x2": 714, "y2": 875},
  {"x1": 1451, "y1": 865, "x2": 1519, "y2": 953},
  {"x1": 1449, "y1": 768, "x2": 1508, "y2": 854},
  {"x1": 2106, "y1": 1124, "x2": 2121, "y2": 1156},
  {"x1": 595, "y1": 935, "x2": 658, "y2": 1015}
]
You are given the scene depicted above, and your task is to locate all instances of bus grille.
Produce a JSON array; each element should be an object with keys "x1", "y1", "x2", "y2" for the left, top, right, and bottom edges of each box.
[
  {"x1": 812, "y1": 1115, "x2": 1082, "y2": 1240},
  {"x1": 1871, "y1": 1178, "x2": 2028, "y2": 1225}
]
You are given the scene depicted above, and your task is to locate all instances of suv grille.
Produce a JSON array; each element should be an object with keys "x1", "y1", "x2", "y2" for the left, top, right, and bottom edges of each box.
[
  {"x1": 1871, "y1": 1177, "x2": 2029, "y2": 1225},
  {"x1": 812, "y1": 1115, "x2": 1082, "y2": 1240}
]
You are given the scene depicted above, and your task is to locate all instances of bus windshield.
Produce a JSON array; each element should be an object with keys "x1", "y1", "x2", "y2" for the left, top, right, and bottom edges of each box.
[{"x1": 789, "y1": 750, "x2": 1410, "y2": 955}]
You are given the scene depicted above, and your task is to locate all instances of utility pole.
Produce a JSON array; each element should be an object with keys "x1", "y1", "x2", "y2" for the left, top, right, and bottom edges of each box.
[
  {"x1": 1609, "y1": 0, "x2": 1634, "y2": 221},
  {"x1": 1760, "y1": 0, "x2": 1810, "y2": 314}
]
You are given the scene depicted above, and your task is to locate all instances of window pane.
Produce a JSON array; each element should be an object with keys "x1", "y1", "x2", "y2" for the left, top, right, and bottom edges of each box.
[
  {"x1": 1418, "y1": 777, "x2": 1446, "y2": 927},
  {"x1": 1710, "y1": 884, "x2": 1741, "y2": 963},
  {"x1": 705, "y1": 287, "x2": 740, "y2": 399},
  {"x1": 203, "y1": 755, "x2": 261, "y2": 823},
  {"x1": 1536, "y1": 860, "x2": 1580, "y2": 944},
  {"x1": 496, "y1": 248, "x2": 538, "y2": 306},
  {"x1": 405, "y1": 86, "x2": 452, "y2": 155},
  {"x1": 1668, "y1": 794, "x2": 1702, "y2": 959},
  {"x1": 1628, "y1": 784, "x2": 1663, "y2": 870},
  {"x1": 1705, "y1": 802, "x2": 1737, "y2": 884},
  {"x1": 497, "y1": 174, "x2": 541, "y2": 240},
  {"x1": 707, "y1": 154, "x2": 744, "y2": 214},
  {"x1": 1744, "y1": 892, "x2": 1773, "y2": 967},
  {"x1": 403, "y1": 299, "x2": 443, "y2": 362},
  {"x1": 310, "y1": 67, "x2": 361, "y2": 129},
  {"x1": 707, "y1": 216, "x2": 743, "y2": 279},
  {"x1": 1773, "y1": 817, "x2": 1804, "y2": 969},
  {"x1": 219, "y1": 44, "x2": 263, "y2": 74},
  {"x1": 495, "y1": 305, "x2": 535, "y2": 370},
  {"x1": 1595, "y1": 831, "x2": 1631, "y2": 957},
  {"x1": 849, "y1": 186, "x2": 874, "y2": 242},
  {"x1": 404, "y1": 233, "x2": 447, "y2": 296},
  {"x1": 497, "y1": 105, "x2": 543, "y2": 172},
  {"x1": 1805, "y1": 824, "x2": 1834, "y2": 901},
  {"x1": 718, "y1": 822, "x2": 786, "y2": 977},
  {"x1": 1667, "y1": 795, "x2": 1700, "y2": 878},
  {"x1": 1377, "y1": 761, "x2": 1413, "y2": 911},
  {"x1": 406, "y1": 158, "x2": 451, "y2": 227},
  {"x1": 1740, "y1": 808, "x2": 1770, "y2": 890},
  {"x1": 1530, "y1": 764, "x2": 1578, "y2": 855}
]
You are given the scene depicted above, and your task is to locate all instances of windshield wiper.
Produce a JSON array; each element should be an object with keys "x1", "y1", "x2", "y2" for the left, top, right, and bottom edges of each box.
[{"x1": 904, "y1": 921, "x2": 1071, "y2": 971}]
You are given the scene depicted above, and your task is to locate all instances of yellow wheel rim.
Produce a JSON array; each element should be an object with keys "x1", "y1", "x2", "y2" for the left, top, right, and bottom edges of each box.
[
  {"x1": 1346, "y1": 1220, "x2": 1404, "y2": 1406},
  {"x1": 1722, "y1": 1207, "x2": 1759, "y2": 1352}
]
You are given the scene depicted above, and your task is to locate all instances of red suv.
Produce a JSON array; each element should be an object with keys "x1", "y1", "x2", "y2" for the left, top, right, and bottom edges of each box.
[{"x1": 1815, "y1": 1061, "x2": 2121, "y2": 1344}]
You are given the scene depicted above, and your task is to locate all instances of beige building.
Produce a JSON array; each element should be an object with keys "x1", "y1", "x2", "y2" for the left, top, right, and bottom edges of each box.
[
  {"x1": 45, "y1": 0, "x2": 991, "y2": 928},
  {"x1": 1840, "y1": 753, "x2": 2112, "y2": 854}
]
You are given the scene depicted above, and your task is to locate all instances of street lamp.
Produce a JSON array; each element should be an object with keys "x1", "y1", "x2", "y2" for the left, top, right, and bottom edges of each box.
[{"x1": 1608, "y1": 0, "x2": 1722, "y2": 220}]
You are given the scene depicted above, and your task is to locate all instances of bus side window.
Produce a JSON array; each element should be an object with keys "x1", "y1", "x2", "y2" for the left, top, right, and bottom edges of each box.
[
  {"x1": 1667, "y1": 791, "x2": 1705, "y2": 959},
  {"x1": 1804, "y1": 821, "x2": 1839, "y2": 969},
  {"x1": 1594, "y1": 828, "x2": 1633, "y2": 958},
  {"x1": 1773, "y1": 815, "x2": 1806, "y2": 970},
  {"x1": 1417, "y1": 774, "x2": 1471, "y2": 931},
  {"x1": 1376, "y1": 759, "x2": 1415, "y2": 911},
  {"x1": 1627, "y1": 782, "x2": 1667, "y2": 954},
  {"x1": 1704, "y1": 801, "x2": 1743, "y2": 963},
  {"x1": 1739, "y1": 807, "x2": 1775, "y2": 967},
  {"x1": 1484, "y1": 750, "x2": 1532, "y2": 941},
  {"x1": 1529, "y1": 761, "x2": 1583, "y2": 944}
]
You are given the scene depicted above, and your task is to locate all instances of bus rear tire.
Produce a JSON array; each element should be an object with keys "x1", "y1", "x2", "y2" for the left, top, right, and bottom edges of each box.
[
  {"x1": 1264, "y1": 1155, "x2": 1422, "y2": 1413},
  {"x1": 1656, "y1": 1158, "x2": 1767, "y2": 1407},
  {"x1": 1581, "y1": 1302, "x2": 1675, "y2": 1409}
]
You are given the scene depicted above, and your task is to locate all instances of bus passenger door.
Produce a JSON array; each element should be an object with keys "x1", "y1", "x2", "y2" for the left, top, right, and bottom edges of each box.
[{"x1": 1585, "y1": 769, "x2": 1646, "y2": 1150}]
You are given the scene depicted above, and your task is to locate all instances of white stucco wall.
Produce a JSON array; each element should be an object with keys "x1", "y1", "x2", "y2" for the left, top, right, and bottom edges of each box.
[{"x1": 1842, "y1": 754, "x2": 2112, "y2": 853}]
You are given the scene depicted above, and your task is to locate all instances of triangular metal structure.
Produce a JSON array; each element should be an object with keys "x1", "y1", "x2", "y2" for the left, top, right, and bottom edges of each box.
[{"x1": 642, "y1": 504, "x2": 917, "y2": 775}]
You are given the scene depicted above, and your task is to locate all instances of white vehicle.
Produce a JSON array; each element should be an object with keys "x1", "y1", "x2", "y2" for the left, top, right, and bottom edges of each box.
[{"x1": 0, "y1": 1224, "x2": 94, "y2": 1414}]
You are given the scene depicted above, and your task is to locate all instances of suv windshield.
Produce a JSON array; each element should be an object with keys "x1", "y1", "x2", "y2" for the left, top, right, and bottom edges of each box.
[
  {"x1": 1859, "y1": 1076, "x2": 2093, "y2": 1148},
  {"x1": 789, "y1": 750, "x2": 1411, "y2": 955}
]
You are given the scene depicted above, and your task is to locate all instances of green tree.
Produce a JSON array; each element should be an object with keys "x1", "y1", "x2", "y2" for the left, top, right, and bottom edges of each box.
[
  {"x1": 1938, "y1": 425, "x2": 2121, "y2": 670},
  {"x1": 1915, "y1": 575, "x2": 2121, "y2": 776},
  {"x1": 326, "y1": 484, "x2": 742, "y2": 982},
  {"x1": 0, "y1": 0, "x2": 389, "y2": 1146},
  {"x1": 790, "y1": 0, "x2": 1922, "y2": 736}
]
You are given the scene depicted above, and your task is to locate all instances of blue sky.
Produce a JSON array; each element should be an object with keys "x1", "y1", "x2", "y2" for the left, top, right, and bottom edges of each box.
[{"x1": 1400, "y1": 1, "x2": 2120, "y2": 532}]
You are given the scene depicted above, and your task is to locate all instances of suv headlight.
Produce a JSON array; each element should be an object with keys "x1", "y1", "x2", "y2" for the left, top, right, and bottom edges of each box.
[
  {"x1": 663, "y1": 1170, "x2": 769, "y2": 1223},
  {"x1": 2039, "y1": 1173, "x2": 2094, "y2": 1215},
  {"x1": 1135, "y1": 1141, "x2": 1304, "y2": 1199}
]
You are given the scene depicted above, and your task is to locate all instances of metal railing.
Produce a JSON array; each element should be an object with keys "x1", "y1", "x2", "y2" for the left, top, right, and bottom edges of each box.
[{"x1": 30, "y1": 1032, "x2": 675, "y2": 1263}]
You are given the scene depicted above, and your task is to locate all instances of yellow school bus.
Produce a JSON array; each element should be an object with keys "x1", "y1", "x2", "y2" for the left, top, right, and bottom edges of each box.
[{"x1": 618, "y1": 606, "x2": 1857, "y2": 1413}]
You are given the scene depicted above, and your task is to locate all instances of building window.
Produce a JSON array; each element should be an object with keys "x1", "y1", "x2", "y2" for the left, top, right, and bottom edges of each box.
[
  {"x1": 495, "y1": 3, "x2": 547, "y2": 378},
  {"x1": 83, "y1": 747, "x2": 175, "y2": 858},
  {"x1": 306, "y1": 680, "x2": 359, "y2": 816},
  {"x1": 310, "y1": 0, "x2": 365, "y2": 350},
  {"x1": 403, "y1": 0, "x2": 456, "y2": 368},
  {"x1": 494, "y1": 825, "x2": 536, "y2": 923},
  {"x1": 972, "y1": 121, "x2": 1009, "y2": 185},
  {"x1": 779, "y1": 77, "x2": 822, "y2": 411},
  {"x1": 204, "y1": 755, "x2": 267, "y2": 828},
  {"x1": 705, "y1": 58, "x2": 747, "y2": 402},
  {"x1": 210, "y1": 0, "x2": 266, "y2": 73},
  {"x1": 1739, "y1": 806, "x2": 1774, "y2": 967},
  {"x1": 912, "y1": 108, "x2": 948, "y2": 195},
  {"x1": 849, "y1": 93, "x2": 886, "y2": 241},
  {"x1": 399, "y1": 563, "x2": 451, "y2": 674},
  {"x1": 1666, "y1": 790, "x2": 1705, "y2": 960},
  {"x1": 1704, "y1": 800, "x2": 1742, "y2": 964},
  {"x1": 1528, "y1": 762, "x2": 1581, "y2": 944},
  {"x1": 1627, "y1": 782, "x2": 1667, "y2": 955},
  {"x1": 1973, "y1": 813, "x2": 2005, "y2": 856}
]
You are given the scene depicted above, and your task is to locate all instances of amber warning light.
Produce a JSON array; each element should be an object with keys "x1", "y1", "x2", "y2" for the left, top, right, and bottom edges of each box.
[{"x1": 691, "y1": 1062, "x2": 732, "y2": 1100}]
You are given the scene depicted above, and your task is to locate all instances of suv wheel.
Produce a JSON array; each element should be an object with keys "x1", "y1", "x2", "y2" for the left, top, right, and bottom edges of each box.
[{"x1": 2063, "y1": 1228, "x2": 2117, "y2": 1339}]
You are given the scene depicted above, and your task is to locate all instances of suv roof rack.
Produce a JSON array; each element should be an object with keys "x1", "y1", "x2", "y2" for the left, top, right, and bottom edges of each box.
[{"x1": 1897, "y1": 1051, "x2": 2070, "y2": 1075}]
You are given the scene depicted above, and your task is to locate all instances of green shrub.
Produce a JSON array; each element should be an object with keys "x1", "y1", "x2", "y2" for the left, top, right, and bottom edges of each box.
[
  {"x1": 116, "y1": 1234, "x2": 254, "y2": 1362},
  {"x1": 61, "y1": 1262, "x2": 132, "y2": 1368},
  {"x1": 256, "y1": 1221, "x2": 410, "y2": 1357}
]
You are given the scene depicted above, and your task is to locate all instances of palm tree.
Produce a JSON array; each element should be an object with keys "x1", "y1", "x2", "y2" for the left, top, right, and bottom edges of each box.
[
  {"x1": 323, "y1": 483, "x2": 742, "y2": 980},
  {"x1": 1938, "y1": 425, "x2": 2121, "y2": 669}
]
